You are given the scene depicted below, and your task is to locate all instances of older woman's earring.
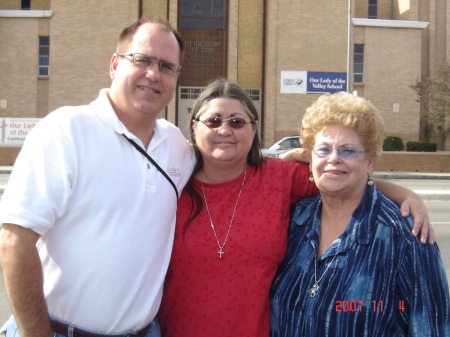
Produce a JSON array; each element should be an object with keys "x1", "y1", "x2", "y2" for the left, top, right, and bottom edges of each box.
[
  {"x1": 367, "y1": 176, "x2": 374, "y2": 186},
  {"x1": 308, "y1": 175, "x2": 314, "y2": 182}
]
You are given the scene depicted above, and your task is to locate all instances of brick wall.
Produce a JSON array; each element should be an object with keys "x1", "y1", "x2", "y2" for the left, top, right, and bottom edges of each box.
[
  {"x1": 0, "y1": 148, "x2": 21, "y2": 166},
  {"x1": 375, "y1": 152, "x2": 450, "y2": 172},
  {"x1": 262, "y1": 0, "x2": 427, "y2": 149}
]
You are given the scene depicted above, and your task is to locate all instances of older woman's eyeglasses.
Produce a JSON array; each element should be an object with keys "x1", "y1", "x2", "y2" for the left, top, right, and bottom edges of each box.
[
  {"x1": 196, "y1": 116, "x2": 252, "y2": 129},
  {"x1": 311, "y1": 145, "x2": 367, "y2": 160},
  {"x1": 118, "y1": 52, "x2": 184, "y2": 76}
]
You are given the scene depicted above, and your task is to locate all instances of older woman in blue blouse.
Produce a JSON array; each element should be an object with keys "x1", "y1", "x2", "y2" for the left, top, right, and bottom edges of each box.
[{"x1": 270, "y1": 92, "x2": 450, "y2": 337}]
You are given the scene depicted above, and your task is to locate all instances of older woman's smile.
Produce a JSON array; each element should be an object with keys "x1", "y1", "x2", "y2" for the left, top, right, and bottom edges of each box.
[{"x1": 311, "y1": 125, "x2": 373, "y2": 203}]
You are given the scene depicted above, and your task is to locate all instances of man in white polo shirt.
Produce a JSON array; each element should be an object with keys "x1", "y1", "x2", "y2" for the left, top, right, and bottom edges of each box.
[{"x1": 0, "y1": 17, "x2": 195, "y2": 337}]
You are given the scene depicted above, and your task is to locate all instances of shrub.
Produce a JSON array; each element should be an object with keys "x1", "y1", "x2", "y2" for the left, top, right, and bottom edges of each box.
[
  {"x1": 406, "y1": 141, "x2": 438, "y2": 152},
  {"x1": 383, "y1": 136, "x2": 404, "y2": 151}
]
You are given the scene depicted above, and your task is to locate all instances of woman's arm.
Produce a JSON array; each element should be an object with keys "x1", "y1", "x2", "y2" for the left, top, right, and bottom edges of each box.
[
  {"x1": 374, "y1": 178, "x2": 434, "y2": 244},
  {"x1": 277, "y1": 150, "x2": 435, "y2": 244}
]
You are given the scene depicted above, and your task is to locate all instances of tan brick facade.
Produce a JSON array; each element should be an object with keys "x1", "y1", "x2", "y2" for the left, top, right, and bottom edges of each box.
[
  {"x1": 237, "y1": 0, "x2": 264, "y2": 88},
  {"x1": 0, "y1": 0, "x2": 449, "y2": 166},
  {"x1": 0, "y1": 17, "x2": 40, "y2": 118},
  {"x1": 356, "y1": 26, "x2": 422, "y2": 143},
  {"x1": 375, "y1": 151, "x2": 450, "y2": 172},
  {"x1": 264, "y1": 1, "x2": 350, "y2": 145},
  {"x1": 48, "y1": 1, "x2": 139, "y2": 111}
]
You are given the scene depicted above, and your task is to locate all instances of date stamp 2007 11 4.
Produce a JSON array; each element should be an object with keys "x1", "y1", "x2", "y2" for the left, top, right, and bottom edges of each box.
[{"x1": 335, "y1": 300, "x2": 406, "y2": 312}]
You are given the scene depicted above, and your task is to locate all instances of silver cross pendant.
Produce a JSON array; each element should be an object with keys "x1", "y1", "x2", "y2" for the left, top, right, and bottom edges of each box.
[{"x1": 309, "y1": 282, "x2": 319, "y2": 297}]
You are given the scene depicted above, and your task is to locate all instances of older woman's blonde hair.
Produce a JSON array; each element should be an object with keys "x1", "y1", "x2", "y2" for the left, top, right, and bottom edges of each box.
[{"x1": 300, "y1": 92, "x2": 385, "y2": 160}]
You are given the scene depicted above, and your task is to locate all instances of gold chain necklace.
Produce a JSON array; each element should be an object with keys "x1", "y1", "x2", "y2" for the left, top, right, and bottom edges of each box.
[
  {"x1": 200, "y1": 167, "x2": 247, "y2": 259},
  {"x1": 309, "y1": 254, "x2": 338, "y2": 297}
]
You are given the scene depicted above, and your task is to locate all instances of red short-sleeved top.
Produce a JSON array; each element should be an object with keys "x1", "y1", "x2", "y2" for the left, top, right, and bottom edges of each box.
[{"x1": 160, "y1": 160, "x2": 317, "y2": 337}]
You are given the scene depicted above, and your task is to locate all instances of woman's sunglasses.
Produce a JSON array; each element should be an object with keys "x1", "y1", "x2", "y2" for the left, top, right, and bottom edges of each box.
[{"x1": 196, "y1": 116, "x2": 253, "y2": 129}]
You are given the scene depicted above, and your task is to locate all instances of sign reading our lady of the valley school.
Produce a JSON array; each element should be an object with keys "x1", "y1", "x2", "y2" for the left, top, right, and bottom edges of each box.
[
  {"x1": 280, "y1": 71, "x2": 347, "y2": 94},
  {"x1": 0, "y1": 118, "x2": 41, "y2": 145}
]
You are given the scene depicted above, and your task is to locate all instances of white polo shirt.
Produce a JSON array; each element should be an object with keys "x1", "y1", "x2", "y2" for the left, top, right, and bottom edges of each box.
[{"x1": 0, "y1": 89, "x2": 196, "y2": 334}]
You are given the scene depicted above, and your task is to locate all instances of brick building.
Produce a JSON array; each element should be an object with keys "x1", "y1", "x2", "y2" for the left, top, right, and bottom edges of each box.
[{"x1": 0, "y1": 0, "x2": 448, "y2": 164}]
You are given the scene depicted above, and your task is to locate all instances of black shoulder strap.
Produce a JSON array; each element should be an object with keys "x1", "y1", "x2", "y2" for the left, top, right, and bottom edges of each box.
[{"x1": 122, "y1": 134, "x2": 179, "y2": 200}]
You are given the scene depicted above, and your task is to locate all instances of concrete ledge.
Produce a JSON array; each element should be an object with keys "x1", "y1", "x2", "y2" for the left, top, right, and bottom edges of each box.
[
  {"x1": 374, "y1": 171, "x2": 450, "y2": 180},
  {"x1": 0, "y1": 10, "x2": 53, "y2": 18},
  {"x1": 374, "y1": 151, "x2": 450, "y2": 172},
  {"x1": 352, "y1": 18, "x2": 429, "y2": 29}
]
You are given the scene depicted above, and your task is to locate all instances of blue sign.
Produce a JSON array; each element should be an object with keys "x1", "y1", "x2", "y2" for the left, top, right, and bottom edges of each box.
[{"x1": 306, "y1": 72, "x2": 347, "y2": 94}]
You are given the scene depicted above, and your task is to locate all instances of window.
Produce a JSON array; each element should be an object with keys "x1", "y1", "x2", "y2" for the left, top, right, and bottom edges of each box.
[
  {"x1": 21, "y1": 0, "x2": 31, "y2": 10},
  {"x1": 353, "y1": 44, "x2": 364, "y2": 84},
  {"x1": 245, "y1": 89, "x2": 260, "y2": 101},
  {"x1": 181, "y1": 0, "x2": 225, "y2": 29},
  {"x1": 38, "y1": 36, "x2": 50, "y2": 77},
  {"x1": 278, "y1": 138, "x2": 300, "y2": 150},
  {"x1": 368, "y1": 0, "x2": 377, "y2": 19},
  {"x1": 180, "y1": 87, "x2": 204, "y2": 99}
]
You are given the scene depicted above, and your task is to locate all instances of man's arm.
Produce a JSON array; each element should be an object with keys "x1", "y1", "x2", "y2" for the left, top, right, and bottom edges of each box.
[
  {"x1": 374, "y1": 179, "x2": 434, "y2": 244},
  {"x1": 0, "y1": 223, "x2": 52, "y2": 337}
]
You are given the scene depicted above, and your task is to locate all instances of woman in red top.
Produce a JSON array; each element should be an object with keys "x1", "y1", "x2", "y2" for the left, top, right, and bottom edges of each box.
[{"x1": 159, "y1": 78, "x2": 431, "y2": 337}]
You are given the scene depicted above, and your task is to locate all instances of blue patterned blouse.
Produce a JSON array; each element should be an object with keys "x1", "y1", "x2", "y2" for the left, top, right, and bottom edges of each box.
[{"x1": 270, "y1": 184, "x2": 450, "y2": 337}]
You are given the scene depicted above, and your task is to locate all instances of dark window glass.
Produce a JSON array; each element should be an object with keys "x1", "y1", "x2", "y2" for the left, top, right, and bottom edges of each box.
[
  {"x1": 353, "y1": 44, "x2": 364, "y2": 84},
  {"x1": 38, "y1": 36, "x2": 50, "y2": 77},
  {"x1": 214, "y1": 5, "x2": 224, "y2": 18},
  {"x1": 181, "y1": 0, "x2": 226, "y2": 29},
  {"x1": 354, "y1": 44, "x2": 364, "y2": 53},
  {"x1": 354, "y1": 64, "x2": 364, "y2": 73},
  {"x1": 368, "y1": 0, "x2": 377, "y2": 19},
  {"x1": 21, "y1": 0, "x2": 31, "y2": 10},
  {"x1": 181, "y1": 18, "x2": 193, "y2": 28},
  {"x1": 39, "y1": 67, "x2": 49, "y2": 76},
  {"x1": 197, "y1": 0, "x2": 210, "y2": 6},
  {"x1": 354, "y1": 74, "x2": 363, "y2": 83},
  {"x1": 354, "y1": 53, "x2": 364, "y2": 63},
  {"x1": 39, "y1": 46, "x2": 49, "y2": 56},
  {"x1": 212, "y1": 19, "x2": 224, "y2": 29},
  {"x1": 194, "y1": 18, "x2": 210, "y2": 29},
  {"x1": 39, "y1": 56, "x2": 49, "y2": 66},
  {"x1": 183, "y1": 5, "x2": 193, "y2": 16},
  {"x1": 368, "y1": 6, "x2": 377, "y2": 18},
  {"x1": 39, "y1": 36, "x2": 49, "y2": 45}
]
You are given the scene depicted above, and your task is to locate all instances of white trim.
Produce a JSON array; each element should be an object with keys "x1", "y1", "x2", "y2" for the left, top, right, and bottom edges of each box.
[
  {"x1": 0, "y1": 10, "x2": 53, "y2": 18},
  {"x1": 352, "y1": 18, "x2": 428, "y2": 29}
]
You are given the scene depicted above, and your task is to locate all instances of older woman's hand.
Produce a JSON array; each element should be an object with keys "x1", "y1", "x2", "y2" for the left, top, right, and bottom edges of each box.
[{"x1": 400, "y1": 196, "x2": 435, "y2": 244}]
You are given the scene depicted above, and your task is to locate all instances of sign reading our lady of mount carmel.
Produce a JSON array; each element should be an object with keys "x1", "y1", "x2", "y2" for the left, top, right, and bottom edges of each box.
[{"x1": 281, "y1": 71, "x2": 347, "y2": 94}]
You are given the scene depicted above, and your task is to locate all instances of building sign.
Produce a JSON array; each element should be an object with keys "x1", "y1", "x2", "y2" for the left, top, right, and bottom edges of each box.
[
  {"x1": 179, "y1": 30, "x2": 227, "y2": 86},
  {"x1": 0, "y1": 118, "x2": 41, "y2": 145},
  {"x1": 280, "y1": 71, "x2": 308, "y2": 93},
  {"x1": 281, "y1": 71, "x2": 347, "y2": 94}
]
